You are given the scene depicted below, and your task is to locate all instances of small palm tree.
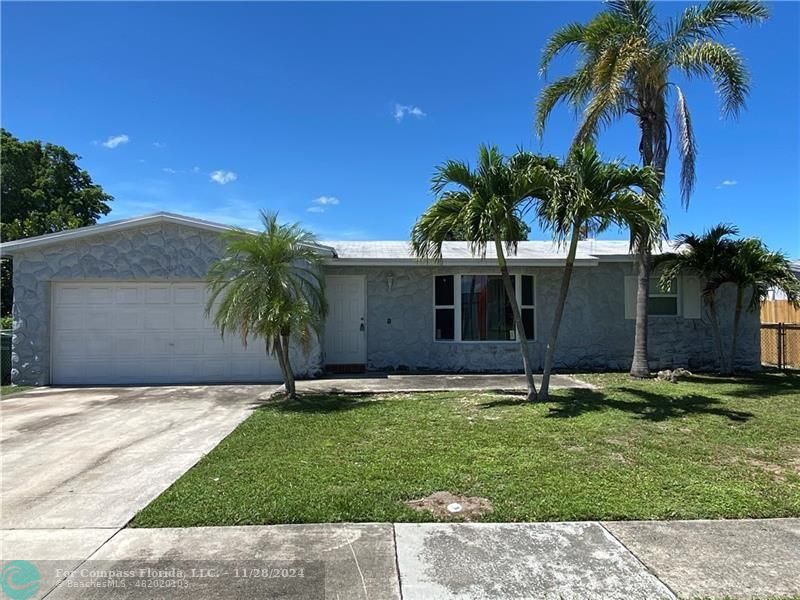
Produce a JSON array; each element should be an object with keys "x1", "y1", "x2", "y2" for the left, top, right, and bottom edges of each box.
[
  {"x1": 726, "y1": 238, "x2": 800, "y2": 374},
  {"x1": 206, "y1": 211, "x2": 326, "y2": 398},
  {"x1": 537, "y1": 144, "x2": 663, "y2": 400},
  {"x1": 658, "y1": 224, "x2": 739, "y2": 372},
  {"x1": 411, "y1": 145, "x2": 558, "y2": 402},
  {"x1": 536, "y1": 0, "x2": 768, "y2": 377}
]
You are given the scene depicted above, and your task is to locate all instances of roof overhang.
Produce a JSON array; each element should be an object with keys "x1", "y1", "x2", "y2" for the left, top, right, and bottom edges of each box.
[
  {"x1": 323, "y1": 257, "x2": 601, "y2": 267},
  {"x1": 0, "y1": 212, "x2": 338, "y2": 258}
]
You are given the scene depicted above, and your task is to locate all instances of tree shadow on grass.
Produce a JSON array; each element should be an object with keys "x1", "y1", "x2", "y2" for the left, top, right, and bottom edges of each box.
[
  {"x1": 679, "y1": 373, "x2": 800, "y2": 399},
  {"x1": 265, "y1": 393, "x2": 381, "y2": 414},
  {"x1": 544, "y1": 388, "x2": 754, "y2": 422},
  {"x1": 477, "y1": 393, "x2": 532, "y2": 409}
]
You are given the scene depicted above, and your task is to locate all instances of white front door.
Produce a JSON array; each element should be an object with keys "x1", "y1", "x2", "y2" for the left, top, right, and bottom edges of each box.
[{"x1": 324, "y1": 275, "x2": 366, "y2": 365}]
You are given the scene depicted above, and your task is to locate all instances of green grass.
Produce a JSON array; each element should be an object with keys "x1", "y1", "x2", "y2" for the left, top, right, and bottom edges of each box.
[
  {"x1": 0, "y1": 385, "x2": 31, "y2": 397},
  {"x1": 133, "y1": 372, "x2": 800, "y2": 527}
]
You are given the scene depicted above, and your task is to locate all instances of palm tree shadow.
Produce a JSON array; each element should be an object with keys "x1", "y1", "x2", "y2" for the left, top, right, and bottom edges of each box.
[
  {"x1": 265, "y1": 393, "x2": 377, "y2": 414},
  {"x1": 545, "y1": 387, "x2": 754, "y2": 422},
  {"x1": 681, "y1": 373, "x2": 800, "y2": 399},
  {"x1": 478, "y1": 391, "x2": 531, "y2": 409}
]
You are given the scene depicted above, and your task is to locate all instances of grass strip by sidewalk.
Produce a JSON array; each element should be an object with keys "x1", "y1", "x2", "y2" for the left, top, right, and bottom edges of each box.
[
  {"x1": 0, "y1": 385, "x2": 31, "y2": 398},
  {"x1": 133, "y1": 372, "x2": 800, "y2": 527}
]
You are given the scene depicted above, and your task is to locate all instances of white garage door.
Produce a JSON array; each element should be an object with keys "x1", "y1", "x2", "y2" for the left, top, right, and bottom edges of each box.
[{"x1": 51, "y1": 282, "x2": 282, "y2": 385}]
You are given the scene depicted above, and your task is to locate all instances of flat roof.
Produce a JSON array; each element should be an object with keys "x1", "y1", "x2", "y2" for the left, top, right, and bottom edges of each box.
[
  {"x1": 319, "y1": 240, "x2": 639, "y2": 265},
  {"x1": 0, "y1": 211, "x2": 665, "y2": 264}
]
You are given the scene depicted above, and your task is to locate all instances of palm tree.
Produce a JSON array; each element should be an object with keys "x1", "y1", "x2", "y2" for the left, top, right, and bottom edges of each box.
[
  {"x1": 726, "y1": 238, "x2": 800, "y2": 374},
  {"x1": 537, "y1": 144, "x2": 663, "y2": 400},
  {"x1": 658, "y1": 223, "x2": 739, "y2": 372},
  {"x1": 536, "y1": 0, "x2": 768, "y2": 377},
  {"x1": 411, "y1": 145, "x2": 558, "y2": 402},
  {"x1": 206, "y1": 211, "x2": 327, "y2": 398}
]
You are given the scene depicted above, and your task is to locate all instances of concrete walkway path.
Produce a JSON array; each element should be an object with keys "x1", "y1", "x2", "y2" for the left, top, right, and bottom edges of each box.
[
  {"x1": 297, "y1": 372, "x2": 593, "y2": 394},
  {"x1": 3, "y1": 519, "x2": 797, "y2": 599}
]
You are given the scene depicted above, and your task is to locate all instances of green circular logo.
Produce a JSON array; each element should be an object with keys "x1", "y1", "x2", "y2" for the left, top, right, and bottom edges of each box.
[{"x1": 1, "y1": 561, "x2": 40, "y2": 600}]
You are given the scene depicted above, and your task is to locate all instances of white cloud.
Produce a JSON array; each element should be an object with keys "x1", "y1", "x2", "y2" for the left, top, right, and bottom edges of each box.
[
  {"x1": 192, "y1": 166, "x2": 201, "y2": 173},
  {"x1": 101, "y1": 134, "x2": 129, "y2": 149},
  {"x1": 210, "y1": 170, "x2": 238, "y2": 185},
  {"x1": 394, "y1": 103, "x2": 426, "y2": 122},
  {"x1": 716, "y1": 179, "x2": 738, "y2": 189},
  {"x1": 162, "y1": 167, "x2": 177, "y2": 174},
  {"x1": 306, "y1": 195, "x2": 340, "y2": 214},
  {"x1": 153, "y1": 141, "x2": 166, "y2": 149}
]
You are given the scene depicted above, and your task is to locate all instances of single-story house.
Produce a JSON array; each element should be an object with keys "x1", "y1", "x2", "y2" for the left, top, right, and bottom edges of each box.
[{"x1": 0, "y1": 212, "x2": 760, "y2": 386}]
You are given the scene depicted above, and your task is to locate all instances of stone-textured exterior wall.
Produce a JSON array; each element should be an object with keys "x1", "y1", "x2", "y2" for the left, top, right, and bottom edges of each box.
[
  {"x1": 11, "y1": 222, "x2": 320, "y2": 385},
  {"x1": 11, "y1": 222, "x2": 760, "y2": 386},
  {"x1": 325, "y1": 263, "x2": 760, "y2": 373}
]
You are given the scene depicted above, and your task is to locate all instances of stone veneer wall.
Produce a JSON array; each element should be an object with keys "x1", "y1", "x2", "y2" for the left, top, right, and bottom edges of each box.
[
  {"x1": 324, "y1": 263, "x2": 760, "y2": 373},
  {"x1": 12, "y1": 223, "x2": 760, "y2": 385},
  {"x1": 11, "y1": 222, "x2": 320, "y2": 385}
]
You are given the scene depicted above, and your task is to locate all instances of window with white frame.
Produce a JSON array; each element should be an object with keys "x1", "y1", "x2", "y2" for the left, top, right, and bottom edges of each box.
[
  {"x1": 648, "y1": 276, "x2": 679, "y2": 316},
  {"x1": 434, "y1": 274, "x2": 535, "y2": 341}
]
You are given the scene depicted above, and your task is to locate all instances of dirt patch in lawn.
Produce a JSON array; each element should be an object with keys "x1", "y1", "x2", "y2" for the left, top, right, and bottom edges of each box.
[
  {"x1": 746, "y1": 458, "x2": 788, "y2": 482},
  {"x1": 734, "y1": 446, "x2": 800, "y2": 483},
  {"x1": 405, "y1": 491, "x2": 493, "y2": 521}
]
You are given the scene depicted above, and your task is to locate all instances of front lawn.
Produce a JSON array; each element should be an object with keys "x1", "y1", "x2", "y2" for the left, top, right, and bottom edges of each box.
[{"x1": 133, "y1": 373, "x2": 800, "y2": 526}]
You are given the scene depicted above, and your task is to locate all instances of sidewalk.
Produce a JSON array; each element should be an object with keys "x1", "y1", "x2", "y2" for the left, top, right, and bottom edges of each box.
[
  {"x1": 296, "y1": 372, "x2": 594, "y2": 394},
  {"x1": 3, "y1": 519, "x2": 798, "y2": 599}
]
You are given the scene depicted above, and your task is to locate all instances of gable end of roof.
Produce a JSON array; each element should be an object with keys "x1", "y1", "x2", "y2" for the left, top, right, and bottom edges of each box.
[{"x1": 0, "y1": 212, "x2": 337, "y2": 257}]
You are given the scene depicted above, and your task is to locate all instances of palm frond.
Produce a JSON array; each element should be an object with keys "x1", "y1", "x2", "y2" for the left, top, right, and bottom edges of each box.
[
  {"x1": 205, "y1": 211, "x2": 326, "y2": 356},
  {"x1": 607, "y1": 0, "x2": 656, "y2": 32},
  {"x1": 410, "y1": 191, "x2": 470, "y2": 260},
  {"x1": 730, "y1": 238, "x2": 800, "y2": 310},
  {"x1": 674, "y1": 40, "x2": 749, "y2": 117},
  {"x1": 574, "y1": 35, "x2": 645, "y2": 143},
  {"x1": 673, "y1": 85, "x2": 697, "y2": 206},
  {"x1": 539, "y1": 22, "x2": 586, "y2": 76},
  {"x1": 669, "y1": 1, "x2": 768, "y2": 46},
  {"x1": 535, "y1": 74, "x2": 591, "y2": 138},
  {"x1": 574, "y1": 83, "x2": 631, "y2": 146},
  {"x1": 431, "y1": 159, "x2": 474, "y2": 195},
  {"x1": 660, "y1": 223, "x2": 740, "y2": 298},
  {"x1": 537, "y1": 144, "x2": 663, "y2": 251}
]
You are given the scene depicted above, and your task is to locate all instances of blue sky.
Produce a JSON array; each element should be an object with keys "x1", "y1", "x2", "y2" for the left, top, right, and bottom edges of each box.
[{"x1": 3, "y1": 1, "x2": 798, "y2": 255}]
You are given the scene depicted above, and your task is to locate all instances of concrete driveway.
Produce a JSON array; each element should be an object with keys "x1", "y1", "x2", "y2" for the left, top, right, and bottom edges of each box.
[{"x1": 1, "y1": 385, "x2": 276, "y2": 529}]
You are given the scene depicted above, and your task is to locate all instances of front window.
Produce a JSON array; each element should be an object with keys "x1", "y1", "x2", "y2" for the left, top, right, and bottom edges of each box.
[
  {"x1": 461, "y1": 275, "x2": 515, "y2": 341},
  {"x1": 434, "y1": 275, "x2": 535, "y2": 341},
  {"x1": 648, "y1": 277, "x2": 679, "y2": 316},
  {"x1": 434, "y1": 275, "x2": 455, "y2": 340}
]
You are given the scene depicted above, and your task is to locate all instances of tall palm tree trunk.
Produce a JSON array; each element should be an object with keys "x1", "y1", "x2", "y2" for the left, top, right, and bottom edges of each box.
[
  {"x1": 630, "y1": 245, "x2": 652, "y2": 377},
  {"x1": 281, "y1": 332, "x2": 296, "y2": 396},
  {"x1": 494, "y1": 239, "x2": 537, "y2": 402},
  {"x1": 707, "y1": 297, "x2": 727, "y2": 374},
  {"x1": 630, "y1": 102, "x2": 666, "y2": 378},
  {"x1": 726, "y1": 286, "x2": 744, "y2": 376},
  {"x1": 272, "y1": 337, "x2": 296, "y2": 399},
  {"x1": 540, "y1": 222, "x2": 581, "y2": 401}
]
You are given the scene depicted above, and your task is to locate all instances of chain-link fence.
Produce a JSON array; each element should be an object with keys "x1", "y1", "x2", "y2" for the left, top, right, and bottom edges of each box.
[{"x1": 761, "y1": 323, "x2": 800, "y2": 370}]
